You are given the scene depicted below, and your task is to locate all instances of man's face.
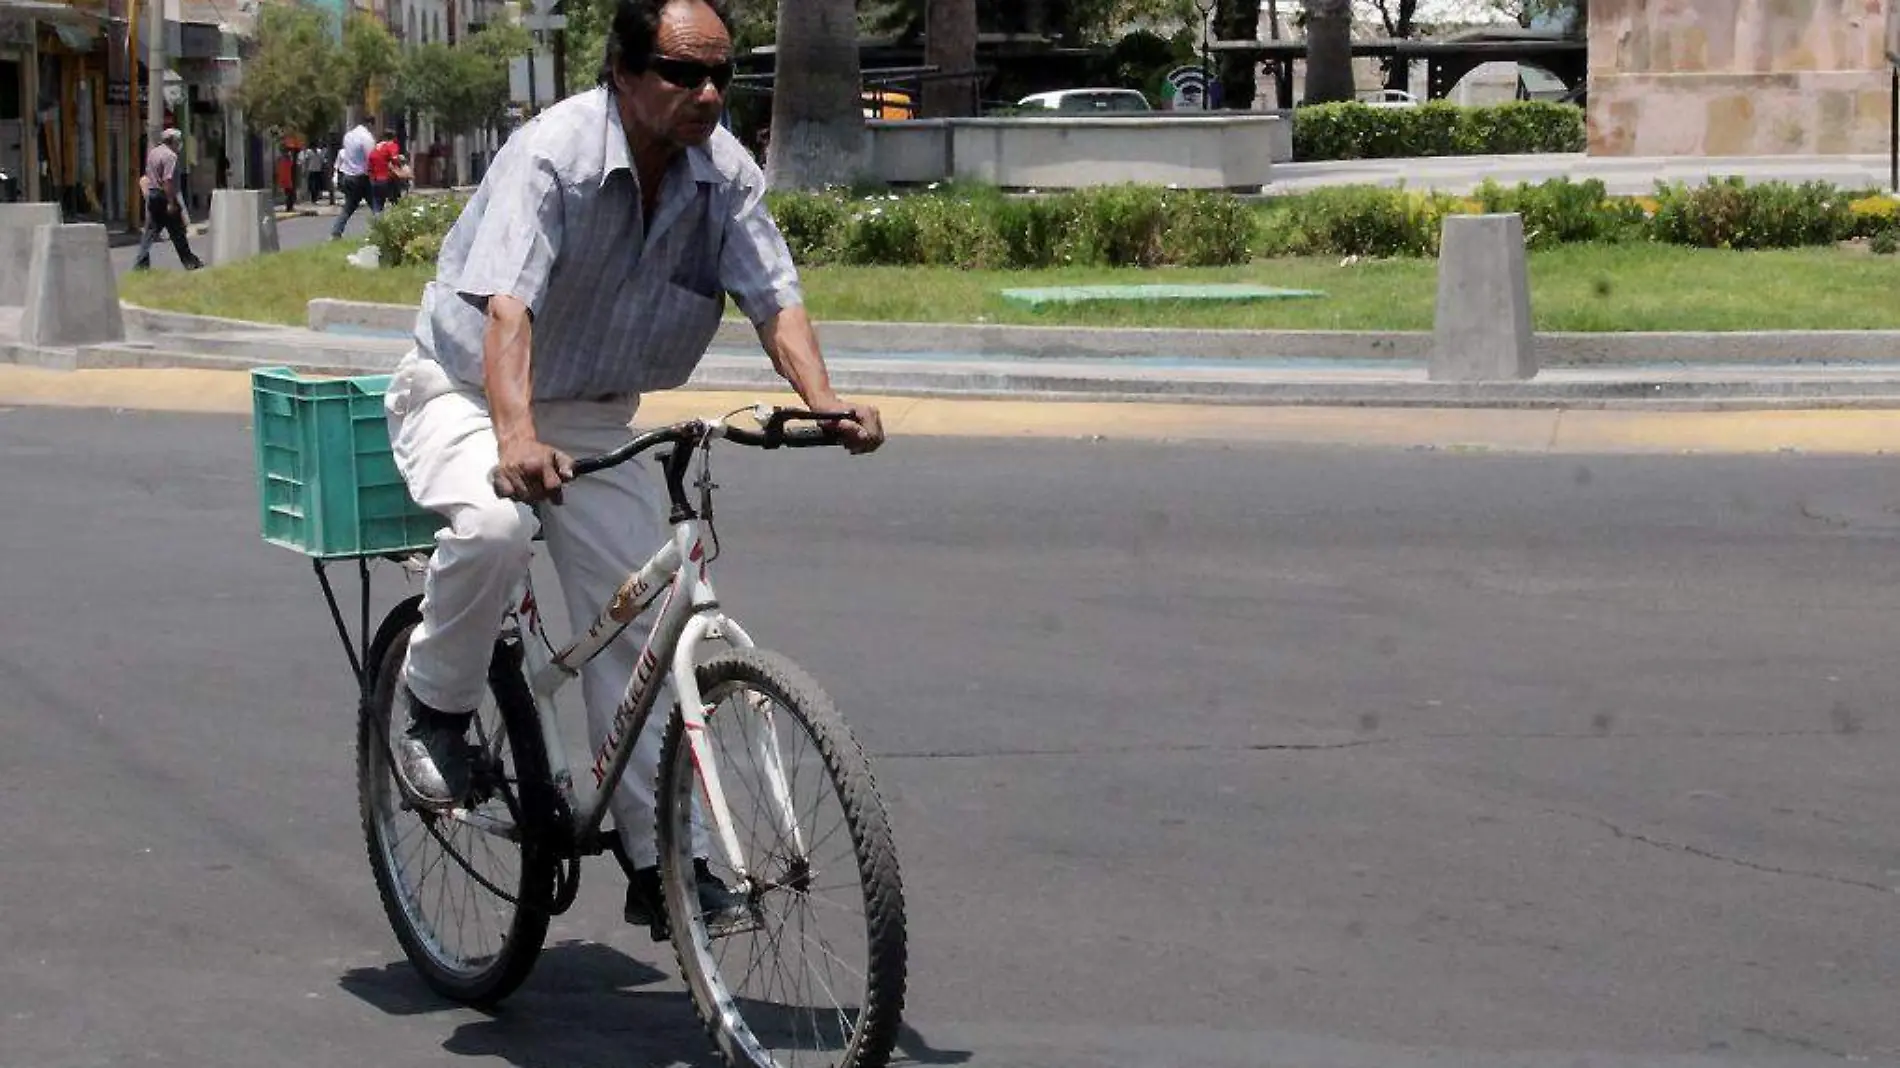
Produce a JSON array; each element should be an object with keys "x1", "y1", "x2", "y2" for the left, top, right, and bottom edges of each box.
[{"x1": 615, "y1": 0, "x2": 732, "y2": 151}]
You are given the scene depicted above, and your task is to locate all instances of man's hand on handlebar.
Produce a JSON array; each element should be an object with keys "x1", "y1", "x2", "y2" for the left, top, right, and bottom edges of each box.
[
  {"x1": 825, "y1": 401, "x2": 886, "y2": 455},
  {"x1": 492, "y1": 436, "x2": 575, "y2": 504}
]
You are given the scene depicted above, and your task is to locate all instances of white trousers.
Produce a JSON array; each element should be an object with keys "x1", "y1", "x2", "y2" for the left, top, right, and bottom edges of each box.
[{"x1": 385, "y1": 352, "x2": 672, "y2": 866}]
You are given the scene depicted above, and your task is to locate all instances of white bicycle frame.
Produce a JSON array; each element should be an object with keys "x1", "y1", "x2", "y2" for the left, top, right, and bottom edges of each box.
[{"x1": 454, "y1": 514, "x2": 806, "y2": 885}]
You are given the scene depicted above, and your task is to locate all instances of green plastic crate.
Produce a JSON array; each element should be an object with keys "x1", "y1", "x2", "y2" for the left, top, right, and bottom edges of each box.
[{"x1": 252, "y1": 367, "x2": 442, "y2": 559}]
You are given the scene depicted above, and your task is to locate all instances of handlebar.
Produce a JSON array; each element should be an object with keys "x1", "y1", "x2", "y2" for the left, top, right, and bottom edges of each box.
[{"x1": 570, "y1": 408, "x2": 855, "y2": 478}]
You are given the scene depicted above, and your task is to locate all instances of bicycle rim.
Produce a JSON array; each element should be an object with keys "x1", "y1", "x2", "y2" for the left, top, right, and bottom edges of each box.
[
  {"x1": 358, "y1": 628, "x2": 554, "y2": 1005},
  {"x1": 659, "y1": 649, "x2": 907, "y2": 1068}
]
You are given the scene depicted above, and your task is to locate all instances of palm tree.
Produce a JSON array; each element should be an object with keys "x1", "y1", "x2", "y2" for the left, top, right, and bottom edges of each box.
[
  {"x1": 1302, "y1": 0, "x2": 1355, "y2": 104},
  {"x1": 766, "y1": 0, "x2": 866, "y2": 189},
  {"x1": 922, "y1": 0, "x2": 978, "y2": 117}
]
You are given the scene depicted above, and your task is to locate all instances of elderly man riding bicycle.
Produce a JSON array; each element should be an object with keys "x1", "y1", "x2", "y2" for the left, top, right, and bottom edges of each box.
[{"x1": 382, "y1": 0, "x2": 884, "y2": 931}]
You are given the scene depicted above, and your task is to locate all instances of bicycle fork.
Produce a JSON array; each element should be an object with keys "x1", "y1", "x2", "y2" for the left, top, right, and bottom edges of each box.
[{"x1": 668, "y1": 612, "x2": 811, "y2": 888}]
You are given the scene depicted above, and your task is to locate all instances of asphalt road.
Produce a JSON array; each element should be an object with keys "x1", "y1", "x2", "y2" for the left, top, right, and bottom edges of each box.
[
  {"x1": 4, "y1": 406, "x2": 1900, "y2": 1068},
  {"x1": 112, "y1": 209, "x2": 371, "y2": 277}
]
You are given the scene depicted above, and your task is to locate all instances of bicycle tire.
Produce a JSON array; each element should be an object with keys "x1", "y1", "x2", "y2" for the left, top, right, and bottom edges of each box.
[
  {"x1": 657, "y1": 649, "x2": 907, "y2": 1068},
  {"x1": 358, "y1": 621, "x2": 557, "y2": 1006}
]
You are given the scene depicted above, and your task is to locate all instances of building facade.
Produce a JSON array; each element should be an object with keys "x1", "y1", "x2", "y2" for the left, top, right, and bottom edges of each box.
[{"x1": 1589, "y1": 0, "x2": 1894, "y2": 156}]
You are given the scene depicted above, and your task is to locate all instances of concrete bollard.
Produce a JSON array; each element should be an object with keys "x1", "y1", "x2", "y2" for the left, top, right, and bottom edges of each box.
[
  {"x1": 1431, "y1": 213, "x2": 1536, "y2": 382},
  {"x1": 209, "y1": 189, "x2": 280, "y2": 266},
  {"x1": 0, "y1": 203, "x2": 63, "y2": 306},
  {"x1": 21, "y1": 223, "x2": 125, "y2": 347}
]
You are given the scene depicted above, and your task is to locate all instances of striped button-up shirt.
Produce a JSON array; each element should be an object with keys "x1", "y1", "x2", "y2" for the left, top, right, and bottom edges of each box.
[{"x1": 412, "y1": 87, "x2": 803, "y2": 401}]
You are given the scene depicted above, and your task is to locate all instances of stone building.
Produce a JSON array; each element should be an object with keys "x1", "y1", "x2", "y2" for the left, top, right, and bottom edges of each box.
[{"x1": 1589, "y1": 0, "x2": 1895, "y2": 156}]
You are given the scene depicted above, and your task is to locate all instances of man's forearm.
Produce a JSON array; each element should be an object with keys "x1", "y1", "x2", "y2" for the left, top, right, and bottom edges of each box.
[
  {"x1": 481, "y1": 295, "x2": 538, "y2": 445},
  {"x1": 758, "y1": 305, "x2": 843, "y2": 409}
]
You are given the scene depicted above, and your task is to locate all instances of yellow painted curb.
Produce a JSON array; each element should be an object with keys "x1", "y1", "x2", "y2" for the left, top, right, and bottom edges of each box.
[{"x1": 6, "y1": 365, "x2": 1900, "y2": 454}]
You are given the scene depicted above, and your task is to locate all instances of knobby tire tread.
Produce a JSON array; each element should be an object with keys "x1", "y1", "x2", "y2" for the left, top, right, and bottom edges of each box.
[{"x1": 658, "y1": 648, "x2": 908, "y2": 1068}]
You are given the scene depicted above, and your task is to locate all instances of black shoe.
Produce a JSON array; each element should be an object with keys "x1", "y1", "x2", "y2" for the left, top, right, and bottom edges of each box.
[
  {"x1": 393, "y1": 689, "x2": 476, "y2": 807},
  {"x1": 624, "y1": 859, "x2": 748, "y2": 942}
]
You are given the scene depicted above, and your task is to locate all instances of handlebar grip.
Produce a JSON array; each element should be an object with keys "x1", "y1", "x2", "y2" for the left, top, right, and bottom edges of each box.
[
  {"x1": 780, "y1": 425, "x2": 844, "y2": 448},
  {"x1": 722, "y1": 412, "x2": 855, "y2": 449}
]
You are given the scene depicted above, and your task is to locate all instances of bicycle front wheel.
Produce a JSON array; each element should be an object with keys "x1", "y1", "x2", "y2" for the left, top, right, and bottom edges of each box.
[
  {"x1": 357, "y1": 623, "x2": 557, "y2": 1006},
  {"x1": 658, "y1": 649, "x2": 908, "y2": 1068}
]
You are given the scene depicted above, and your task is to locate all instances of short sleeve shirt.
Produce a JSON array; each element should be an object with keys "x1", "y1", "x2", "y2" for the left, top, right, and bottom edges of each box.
[
  {"x1": 337, "y1": 126, "x2": 375, "y2": 177},
  {"x1": 144, "y1": 144, "x2": 177, "y2": 189},
  {"x1": 412, "y1": 87, "x2": 805, "y2": 401},
  {"x1": 369, "y1": 140, "x2": 400, "y2": 182}
]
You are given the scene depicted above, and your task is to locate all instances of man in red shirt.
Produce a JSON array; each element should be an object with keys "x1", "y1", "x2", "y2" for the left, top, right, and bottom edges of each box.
[{"x1": 368, "y1": 130, "x2": 402, "y2": 211}]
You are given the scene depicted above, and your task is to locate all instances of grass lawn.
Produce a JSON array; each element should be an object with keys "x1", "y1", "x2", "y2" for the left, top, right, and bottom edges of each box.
[{"x1": 117, "y1": 240, "x2": 1900, "y2": 333}]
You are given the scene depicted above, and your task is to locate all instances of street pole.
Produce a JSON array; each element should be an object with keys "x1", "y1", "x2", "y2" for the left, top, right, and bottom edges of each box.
[
  {"x1": 1890, "y1": 65, "x2": 1897, "y2": 194},
  {"x1": 126, "y1": 0, "x2": 140, "y2": 224},
  {"x1": 1198, "y1": 0, "x2": 1214, "y2": 110},
  {"x1": 146, "y1": 0, "x2": 164, "y2": 143},
  {"x1": 526, "y1": 32, "x2": 539, "y2": 116}
]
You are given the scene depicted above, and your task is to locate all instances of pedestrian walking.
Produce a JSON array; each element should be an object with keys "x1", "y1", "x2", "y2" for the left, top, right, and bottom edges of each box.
[
  {"x1": 132, "y1": 128, "x2": 203, "y2": 271},
  {"x1": 332, "y1": 120, "x2": 378, "y2": 239}
]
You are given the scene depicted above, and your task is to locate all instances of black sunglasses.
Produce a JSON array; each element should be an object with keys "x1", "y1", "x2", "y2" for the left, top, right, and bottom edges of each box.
[{"x1": 647, "y1": 55, "x2": 735, "y2": 92}]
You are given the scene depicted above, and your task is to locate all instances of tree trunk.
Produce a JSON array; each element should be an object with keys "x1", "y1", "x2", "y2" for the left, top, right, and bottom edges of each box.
[
  {"x1": 1375, "y1": 0, "x2": 1417, "y2": 94},
  {"x1": 1215, "y1": 0, "x2": 1257, "y2": 111},
  {"x1": 766, "y1": 0, "x2": 866, "y2": 189},
  {"x1": 922, "y1": 0, "x2": 978, "y2": 118},
  {"x1": 1022, "y1": 0, "x2": 1050, "y2": 40},
  {"x1": 1302, "y1": 0, "x2": 1355, "y2": 105}
]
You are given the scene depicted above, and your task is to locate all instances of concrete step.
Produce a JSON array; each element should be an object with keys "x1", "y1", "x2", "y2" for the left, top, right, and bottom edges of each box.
[{"x1": 112, "y1": 330, "x2": 411, "y2": 374}]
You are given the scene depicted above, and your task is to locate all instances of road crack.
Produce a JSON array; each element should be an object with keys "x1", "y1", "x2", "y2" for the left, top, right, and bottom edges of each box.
[{"x1": 1546, "y1": 806, "x2": 1896, "y2": 896}]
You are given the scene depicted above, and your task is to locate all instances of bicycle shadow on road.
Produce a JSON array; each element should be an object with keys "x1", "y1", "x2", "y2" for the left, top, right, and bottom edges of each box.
[
  {"x1": 340, "y1": 939, "x2": 974, "y2": 1067},
  {"x1": 339, "y1": 939, "x2": 723, "y2": 1067}
]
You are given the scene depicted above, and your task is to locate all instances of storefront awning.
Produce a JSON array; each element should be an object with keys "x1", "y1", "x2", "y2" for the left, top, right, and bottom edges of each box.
[{"x1": 0, "y1": 0, "x2": 103, "y2": 27}]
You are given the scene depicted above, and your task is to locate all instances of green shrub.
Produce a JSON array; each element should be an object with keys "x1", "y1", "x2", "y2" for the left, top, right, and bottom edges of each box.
[
  {"x1": 989, "y1": 194, "x2": 1080, "y2": 267},
  {"x1": 1073, "y1": 185, "x2": 1171, "y2": 267},
  {"x1": 1477, "y1": 177, "x2": 1628, "y2": 248},
  {"x1": 1844, "y1": 192, "x2": 1900, "y2": 239},
  {"x1": 1279, "y1": 186, "x2": 1455, "y2": 258},
  {"x1": 1649, "y1": 178, "x2": 1848, "y2": 250},
  {"x1": 840, "y1": 196, "x2": 926, "y2": 266},
  {"x1": 758, "y1": 177, "x2": 1884, "y2": 267},
  {"x1": 1872, "y1": 227, "x2": 1899, "y2": 255},
  {"x1": 1157, "y1": 190, "x2": 1257, "y2": 266},
  {"x1": 366, "y1": 193, "x2": 467, "y2": 267},
  {"x1": 765, "y1": 189, "x2": 850, "y2": 264},
  {"x1": 763, "y1": 185, "x2": 1256, "y2": 269},
  {"x1": 1293, "y1": 101, "x2": 1585, "y2": 162}
]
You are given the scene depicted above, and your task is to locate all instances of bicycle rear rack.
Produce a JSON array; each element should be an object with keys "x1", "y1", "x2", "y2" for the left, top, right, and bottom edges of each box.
[{"x1": 313, "y1": 558, "x2": 375, "y2": 698}]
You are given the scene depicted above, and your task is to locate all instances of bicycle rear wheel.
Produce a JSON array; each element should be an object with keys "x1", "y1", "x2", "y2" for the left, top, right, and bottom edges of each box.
[
  {"x1": 358, "y1": 622, "x2": 557, "y2": 1006},
  {"x1": 658, "y1": 649, "x2": 907, "y2": 1068}
]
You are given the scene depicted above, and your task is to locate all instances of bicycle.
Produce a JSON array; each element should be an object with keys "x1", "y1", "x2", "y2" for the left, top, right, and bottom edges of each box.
[{"x1": 343, "y1": 405, "x2": 907, "y2": 1068}]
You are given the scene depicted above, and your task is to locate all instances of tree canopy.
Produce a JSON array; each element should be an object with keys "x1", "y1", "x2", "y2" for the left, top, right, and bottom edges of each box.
[{"x1": 234, "y1": 2, "x2": 346, "y2": 142}]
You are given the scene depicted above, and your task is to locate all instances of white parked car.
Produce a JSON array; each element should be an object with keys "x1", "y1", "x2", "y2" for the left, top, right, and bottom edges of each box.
[
  {"x1": 1357, "y1": 89, "x2": 1422, "y2": 108},
  {"x1": 1016, "y1": 89, "x2": 1154, "y2": 114}
]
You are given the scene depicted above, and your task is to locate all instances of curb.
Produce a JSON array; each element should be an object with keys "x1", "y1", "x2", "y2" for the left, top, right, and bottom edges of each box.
[
  {"x1": 20, "y1": 339, "x2": 1900, "y2": 412},
  {"x1": 11, "y1": 302, "x2": 1897, "y2": 412},
  {"x1": 300, "y1": 299, "x2": 1900, "y2": 366}
]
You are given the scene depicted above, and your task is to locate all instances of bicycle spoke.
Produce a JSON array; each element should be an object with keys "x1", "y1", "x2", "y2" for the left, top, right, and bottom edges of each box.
[{"x1": 664, "y1": 653, "x2": 902, "y2": 1068}]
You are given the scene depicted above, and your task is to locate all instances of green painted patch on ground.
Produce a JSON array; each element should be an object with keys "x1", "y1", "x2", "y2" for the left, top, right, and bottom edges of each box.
[{"x1": 1000, "y1": 284, "x2": 1327, "y2": 308}]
